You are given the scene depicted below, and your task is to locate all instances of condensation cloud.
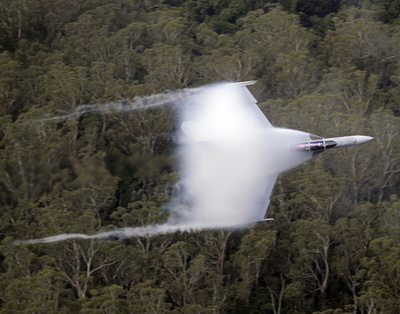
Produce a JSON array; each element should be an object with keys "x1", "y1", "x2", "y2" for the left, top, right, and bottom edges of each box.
[{"x1": 17, "y1": 82, "x2": 312, "y2": 244}]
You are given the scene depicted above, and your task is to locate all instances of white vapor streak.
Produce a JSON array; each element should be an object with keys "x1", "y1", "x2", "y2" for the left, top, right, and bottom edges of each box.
[
  {"x1": 15, "y1": 222, "x2": 245, "y2": 244},
  {"x1": 40, "y1": 87, "x2": 201, "y2": 122}
]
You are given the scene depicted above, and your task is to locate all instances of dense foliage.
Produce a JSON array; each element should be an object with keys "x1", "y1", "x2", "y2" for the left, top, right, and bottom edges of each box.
[{"x1": 1, "y1": 0, "x2": 400, "y2": 313}]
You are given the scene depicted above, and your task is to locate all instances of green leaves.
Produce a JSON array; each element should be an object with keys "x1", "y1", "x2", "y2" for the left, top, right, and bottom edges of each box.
[{"x1": 1, "y1": 1, "x2": 400, "y2": 313}]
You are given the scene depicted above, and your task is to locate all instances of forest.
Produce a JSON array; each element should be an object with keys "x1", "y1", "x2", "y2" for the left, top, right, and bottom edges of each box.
[{"x1": 1, "y1": 0, "x2": 400, "y2": 313}]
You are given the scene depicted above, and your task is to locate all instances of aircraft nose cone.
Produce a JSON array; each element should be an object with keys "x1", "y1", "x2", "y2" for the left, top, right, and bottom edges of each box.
[{"x1": 355, "y1": 135, "x2": 374, "y2": 144}]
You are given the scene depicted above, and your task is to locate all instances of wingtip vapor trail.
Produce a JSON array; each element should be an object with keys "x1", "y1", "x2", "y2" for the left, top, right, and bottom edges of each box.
[
  {"x1": 15, "y1": 221, "x2": 249, "y2": 244},
  {"x1": 34, "y1": 87, "x2": 203, "y2": 122}
]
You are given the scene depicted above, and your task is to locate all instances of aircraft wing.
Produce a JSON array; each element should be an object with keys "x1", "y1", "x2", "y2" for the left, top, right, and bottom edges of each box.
[
  {"x1": 229, "y1": 81, "x2": 273, "y2": 129},
  {"x1": 181, "y1": 81, "x2": 273, "y2": 142},
  {"x1": 255, "y1": 174, "x2": 278, "y2": 221}
]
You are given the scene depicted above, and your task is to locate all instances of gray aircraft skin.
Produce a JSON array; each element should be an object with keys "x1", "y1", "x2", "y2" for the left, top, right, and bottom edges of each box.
[
  {"x1": 232, "y1": 81, "x2": 373, "y2": 155},
  {"x1": 180, "y1": 81, "x2": 374, "y2": 223},
  {"x1": 293, "y1": 134, "x2": 373, "y2": 155}
]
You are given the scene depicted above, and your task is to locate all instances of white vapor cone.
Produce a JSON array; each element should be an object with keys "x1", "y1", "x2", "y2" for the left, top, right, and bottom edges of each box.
[
  {"x1": 169, "y1": 82, "x2": 310, "y2": 225},
  {"x1": 173, "y1": 83, "x2": 272, "y2": 224}
]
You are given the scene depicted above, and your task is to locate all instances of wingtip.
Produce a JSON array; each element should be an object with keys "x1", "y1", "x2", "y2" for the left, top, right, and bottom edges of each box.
[{"x1": 230, "y1": 80, "x2": 257, "y2": 86}]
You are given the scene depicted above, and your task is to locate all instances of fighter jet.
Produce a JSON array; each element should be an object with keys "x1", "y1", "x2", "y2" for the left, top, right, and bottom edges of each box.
[{"x1": 180, "y1": 81, "x2": 373, "y2": 223}]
